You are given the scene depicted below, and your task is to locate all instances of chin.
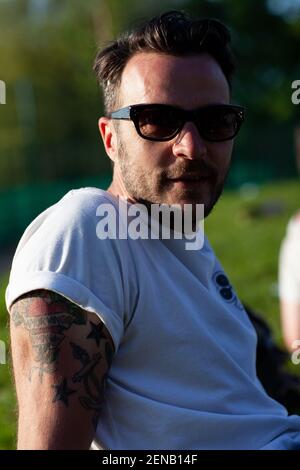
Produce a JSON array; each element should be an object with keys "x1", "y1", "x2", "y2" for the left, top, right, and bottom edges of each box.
[{"x1": 175, "y1": 193, "x2": 212, "y2": 209}]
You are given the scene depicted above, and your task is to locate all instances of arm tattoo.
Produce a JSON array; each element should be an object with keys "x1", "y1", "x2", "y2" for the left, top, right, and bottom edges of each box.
[
  {"x1": 86, "y1": 321, "x2": 105, "y2": 347},
  {"x1": 11, "y1": 289, "x2": 115, "y2": 429},
  {"x1": 52, "y1": 378, "x2": 76, "y2": 406},
  {"x1": 69, "y1": 340, "x2": 114, "y2": 429},
  {"x1": 71, "y1": 341, "x2": 114, "y2": 408},
  {"x1": 11, "y1": 290, "x2": 87, "y2": 381}
]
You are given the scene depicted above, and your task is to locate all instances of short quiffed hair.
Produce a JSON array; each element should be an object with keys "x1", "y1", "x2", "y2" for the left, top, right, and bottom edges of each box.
[{"x1": 93, "y1": 10, "x2": 236, "y2": 114}]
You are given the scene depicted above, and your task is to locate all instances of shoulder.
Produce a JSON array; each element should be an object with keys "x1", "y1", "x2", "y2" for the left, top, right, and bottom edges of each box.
[
  {"x1": 42, "y1": 187, "x2": 117, "y2": 228},
  {"x1": 15, "y1": 187, "x2": 119, "y2": 248},
  {"x1": 7, "y1": 189, "x2": 132, "y2": 341},
  {"x1": 9, "y1": 187, "x2": 129, "y2": 281}
]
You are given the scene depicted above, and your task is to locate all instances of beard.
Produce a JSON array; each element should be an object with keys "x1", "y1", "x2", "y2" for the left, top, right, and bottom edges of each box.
[{"x1": 116, "y1": 139, "x2": 230, "y2": 220}]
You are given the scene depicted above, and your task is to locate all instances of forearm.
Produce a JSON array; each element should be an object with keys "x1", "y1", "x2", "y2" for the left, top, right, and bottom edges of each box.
[
  {"x1": 17, "y1": 402, "x2": 95, "y2": 450},
  {"x1": 13, "y1": 353, "x2": 94, "y2": 448},
  {"x1": 280, "y1": 300, "x2": 300, "y2": 352}
]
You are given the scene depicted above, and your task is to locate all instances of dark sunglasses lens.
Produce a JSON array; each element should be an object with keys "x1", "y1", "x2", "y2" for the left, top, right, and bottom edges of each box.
[
  {"x1": 196, "y1": 108, "x2": 240, "y2": 141},
  {"x1": 137, "y1": 107, "x2": 180, "y2": 139}
]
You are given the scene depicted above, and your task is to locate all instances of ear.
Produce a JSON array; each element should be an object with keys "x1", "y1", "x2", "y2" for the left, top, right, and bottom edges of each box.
[{"x1": 98, "y1": 117, "x2": 118, "y2": 162}]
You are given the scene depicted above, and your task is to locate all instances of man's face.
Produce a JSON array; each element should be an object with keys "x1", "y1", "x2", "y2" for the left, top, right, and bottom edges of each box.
[{"x1": 109, "y1": 52, "x2": 234, "y2": 217}]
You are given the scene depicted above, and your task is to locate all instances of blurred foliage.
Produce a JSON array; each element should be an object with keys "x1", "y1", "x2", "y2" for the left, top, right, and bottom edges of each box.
[
  {"x1": 0, "y1": 0, "x2": 300, "y2": 187},
  {"x1": 0, "y1": 273, "x2": 16, "y2": 450},
  {"x1": 0, "y1": 0, "x2": 176, "y2": 187}
]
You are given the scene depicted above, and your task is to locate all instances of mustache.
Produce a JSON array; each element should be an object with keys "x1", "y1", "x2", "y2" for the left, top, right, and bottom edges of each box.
[{"x1": 164, "y1": 160, "x2": 218, "y2": 180}]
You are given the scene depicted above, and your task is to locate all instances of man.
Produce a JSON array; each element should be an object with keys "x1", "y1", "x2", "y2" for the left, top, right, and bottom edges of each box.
[{"x1": 6, "y1": 10, "x2": 300, "y2": 449}]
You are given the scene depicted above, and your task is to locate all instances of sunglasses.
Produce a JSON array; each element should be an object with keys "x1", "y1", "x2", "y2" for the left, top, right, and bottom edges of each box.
[{"x1": 109, "y1": 103, "x2": 245, "y2": 143}]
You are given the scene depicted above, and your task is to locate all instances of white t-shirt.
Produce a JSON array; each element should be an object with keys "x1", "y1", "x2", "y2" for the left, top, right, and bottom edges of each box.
[
  {"x1": 6, "y1": 187, "x2": 300, "y2": 450},
  {"x1": 279, "y1": 215, "x2": 300, "y2": 303}
]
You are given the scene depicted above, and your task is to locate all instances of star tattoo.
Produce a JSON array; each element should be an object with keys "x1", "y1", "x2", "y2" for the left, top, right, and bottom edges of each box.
[
  {"x1": 52, "y1": 378, "x2": 76, "y2": 406},
  {"x1": 86, "y1": 321, "x2": 104, "y2": 347}
]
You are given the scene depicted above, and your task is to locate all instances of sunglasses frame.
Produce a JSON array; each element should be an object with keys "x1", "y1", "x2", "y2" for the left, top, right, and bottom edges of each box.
[{"x1": 109, "y1": 103, "x2": 245, "y2": 142}]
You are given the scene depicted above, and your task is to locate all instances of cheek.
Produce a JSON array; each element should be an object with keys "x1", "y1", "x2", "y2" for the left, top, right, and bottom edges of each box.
[
  {"x1": 118, "y1": 123, "x2": 174, "y2": 169},
  {"x1": 132, "y1": 140, "x2": 171, "y2": 170},
  {"x1": 211, "y1": 141, "x2": 233, "y2": 172}
]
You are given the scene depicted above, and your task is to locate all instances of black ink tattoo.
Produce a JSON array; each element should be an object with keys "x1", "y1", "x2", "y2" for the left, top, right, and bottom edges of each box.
[
  {"x1": 86, "y1": 321, "x2": 104, "y2": 347},
  {"x1": 11, "y1": 289, "x2": 115, "y2": 431},
  {"x1": 70, "y1": 338, "x2": 114, "y2": 423},
  {"x1": 52, "y1": 378, "x2": 76, "y2": 406},
  {"x1": 11, "y1": 290, "x2": 87, "y2": 381},
  {"x1": 71, "y1": 342, "x2": 103, "y2": 410}
]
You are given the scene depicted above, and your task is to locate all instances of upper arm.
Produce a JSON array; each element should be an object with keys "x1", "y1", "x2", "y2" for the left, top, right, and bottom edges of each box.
[
  {"x1": 280, "y1": 299, "x2": 300, "y2": 352},
  {"x1": 279, "y1": 226, "x2": 300, "y2": 352},
  {"x1": 10, "y1": 289, "x2": 115, "y2": 450}
]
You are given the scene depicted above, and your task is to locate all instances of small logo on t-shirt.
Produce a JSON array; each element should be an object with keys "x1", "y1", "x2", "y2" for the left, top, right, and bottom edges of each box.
[{"x1": 213, "y1": 271, "x2": 243, "y2": 310}]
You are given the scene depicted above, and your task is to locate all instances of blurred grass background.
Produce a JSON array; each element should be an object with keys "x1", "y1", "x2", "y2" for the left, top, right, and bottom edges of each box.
[
  {"x1": 0, "y1": 273, "x2": 15, "y2": 450},
  {"x1": 2, "y1": 0, "x2": 300, "y2": 450}
]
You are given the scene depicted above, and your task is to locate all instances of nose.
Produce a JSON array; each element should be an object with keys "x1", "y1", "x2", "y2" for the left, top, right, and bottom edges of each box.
[{"x1": 172, "y1": 121, "x2": 207, "y2": 160}]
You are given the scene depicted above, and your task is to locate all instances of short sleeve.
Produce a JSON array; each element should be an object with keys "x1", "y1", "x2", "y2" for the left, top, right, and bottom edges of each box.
[{"x1": 5, "y1": 188, "x2": 132, "y2": 353}]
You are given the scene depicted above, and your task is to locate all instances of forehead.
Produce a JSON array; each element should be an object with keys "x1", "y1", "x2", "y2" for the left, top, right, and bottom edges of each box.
[{"x1": 119, "y1": 52, "x2": 230, "y2": 108}]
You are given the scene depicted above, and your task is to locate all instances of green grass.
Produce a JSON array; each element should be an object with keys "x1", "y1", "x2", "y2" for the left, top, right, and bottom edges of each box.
[
  {"x1": 1, "y1": 179, "x2": 300, "y2": 448},
  {"x1": 0, "y1": 273, "x2": 16, "y2": 450}
]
